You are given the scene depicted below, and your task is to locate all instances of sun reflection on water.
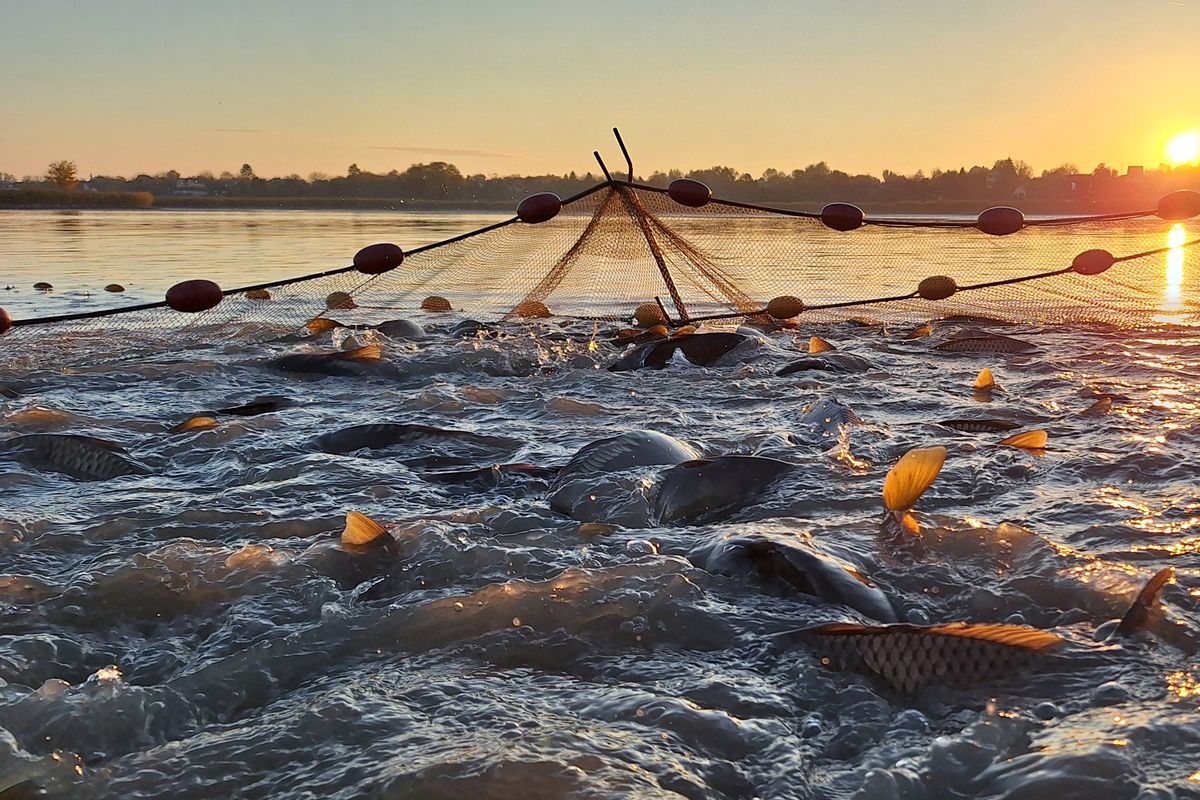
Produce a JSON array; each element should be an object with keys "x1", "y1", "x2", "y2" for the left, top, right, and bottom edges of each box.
[{"x1": 1156, "y1": 224, "x2": 1189, "y2": 324}]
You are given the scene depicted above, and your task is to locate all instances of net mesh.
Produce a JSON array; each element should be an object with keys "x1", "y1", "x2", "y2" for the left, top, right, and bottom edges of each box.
[{"x1": 2, "y1": 181, "x2": 1199, "y2": 371}]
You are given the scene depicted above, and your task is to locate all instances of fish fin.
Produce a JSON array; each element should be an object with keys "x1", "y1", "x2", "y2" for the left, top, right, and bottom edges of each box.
[
  {"x1": 881, "y1": 446, "x2": 946, "y2": 512},
  {"x1": 813, "y1": 621, "x2": 1062, "y2": 651},
  {"x1": 169, "y1": 416, "x2": 218, "y2": 434},
  {"x1": 672, "y1": 325, "x2": 697, "y2": 336},
  {"x1": 340, "y1": 510, "x2": 390, "y2": 547},
  {"x1": 677, "y1": 459, "x2": 713, "y2": 469},
  {"x1": 340, "y1": 343, "x2": 383, "y2": 362},
  {"x1": 973, "y1": 368, "x2": 995, "y2": 391},
  {"x1": 1081, "y1": 396, "x2": 1112, "y2": 417},
  {"x1": 809, "y1": 336, "x2": 836, "y2": 353},
  {"x1": 1114, "y1": 567, "x2": 1174, "y2": 638},
  {"x1": 998, "y1": 430, "x2": 1047, "y2": 450}
]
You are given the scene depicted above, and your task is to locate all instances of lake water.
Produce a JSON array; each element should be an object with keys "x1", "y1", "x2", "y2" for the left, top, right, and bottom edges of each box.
[{"x1": 1, "y1": 207, "x2": 1199, "y2": 798}]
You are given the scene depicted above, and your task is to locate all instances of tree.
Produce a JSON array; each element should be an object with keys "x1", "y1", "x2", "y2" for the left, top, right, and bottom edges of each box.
[
  {"x1": 46, "y1": 160, "x2": 78, "y2": 190},
  {"x1": 347, "y1": 163, "x2": 361, "y2": 177},
  {"x1": 239, "y1": 163, "x2": 256, "y2": 180}
]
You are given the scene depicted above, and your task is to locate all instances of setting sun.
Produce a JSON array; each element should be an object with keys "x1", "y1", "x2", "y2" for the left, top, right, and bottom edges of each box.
[{"x1": 1166, "y1": 131, "x2": 1200, "y2": 165}]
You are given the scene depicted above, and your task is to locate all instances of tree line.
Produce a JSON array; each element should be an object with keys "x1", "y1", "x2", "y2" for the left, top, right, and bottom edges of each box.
[{"x1": 9, "y1": 157, "x2": 1200, "y2": 207}]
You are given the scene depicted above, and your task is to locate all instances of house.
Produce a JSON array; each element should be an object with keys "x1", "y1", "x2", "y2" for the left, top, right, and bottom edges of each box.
[{"x1": 173, "y1": 179, "x2": 210, "y2": 196}]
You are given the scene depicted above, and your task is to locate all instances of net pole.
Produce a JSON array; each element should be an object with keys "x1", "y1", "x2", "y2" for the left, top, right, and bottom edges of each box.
[{"x1": 615, "y1": 186, "x2": 690, "y2": 322}]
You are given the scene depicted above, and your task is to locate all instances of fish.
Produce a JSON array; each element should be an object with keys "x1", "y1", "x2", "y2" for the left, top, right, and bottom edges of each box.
[
  {"x1": 313, "y1": 423, "x2": 520, "y2": 456},
  {"x1": 449, "y1": 319, "x2": 496, "y2": 339},
  {"x1": 0, "y1": 384, "x2": 19, "y2": 399},
  {"x1": 653, "y1": 455, "x2": 795, "y2": 525},
  {"x1": 608, "y1": 332, "x2": 749, "y2": 372},
  {"x1": 548, "y1": 430, "x2": 700, "y2": 515},
  {"x1": 880, "y1": 445, "x2": 946, "y2": 549},
  {"x1": 216, "y1": 395, "x2": 295, "y2": 417},
  {"x1": 939, "y1": 418, "x2": 1022, "y2": 433},
  {"x1": 555, "y1": 430, "x2": 701, "y2": 482},
  {"x1": 934, "y1": 334, "x2": 1038, "y2": 354},
  {"x1": 424, "y1": 462, "x2": 560, "y2": 488},
  {"x1": 798, "y1": 397, "x2": 862, "y2": 438},
  {"x1": 999, "y1": 430, "x2": 1047, "y2": 450},
  {"x1": 1, "y1": 434, "x2": 150, "y2": 480},
  {"x1": 269, "y1": 343, "x2": 392, "y2": 377},
  {"x1": 776, "y1": 352, "x2": 872, "y2": 375},
  {"x1": 791, "y1": 567, "x2": 1174, "y2": 693},
  {"x1": 690, "y1": 534, "x2": 897, "y2": 622},
  {"x1": 371, "y1": 319, "x2": 425, "y2": 339}
]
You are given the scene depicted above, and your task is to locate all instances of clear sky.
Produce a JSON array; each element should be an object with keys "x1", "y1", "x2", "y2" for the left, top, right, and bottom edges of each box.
[{"x1": 2, "y1": 0, "x2": 1198, "y2": 180}]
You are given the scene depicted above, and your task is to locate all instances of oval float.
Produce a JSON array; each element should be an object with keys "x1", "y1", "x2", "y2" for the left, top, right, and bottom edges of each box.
[
  {"x1": 517, "y1": 193, "x2": 562, "y2": 224},
  {"x1": 166, "y1": 280, "x2": 223, "y2": 313},
  {"x1": 353, "y1": 242, "x2": 405, "y2": 275}
]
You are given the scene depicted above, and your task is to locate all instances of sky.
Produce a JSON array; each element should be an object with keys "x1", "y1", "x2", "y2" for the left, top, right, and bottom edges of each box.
[{"x1": 2, "y1": 0, "x2": 1199, "y2": 181}]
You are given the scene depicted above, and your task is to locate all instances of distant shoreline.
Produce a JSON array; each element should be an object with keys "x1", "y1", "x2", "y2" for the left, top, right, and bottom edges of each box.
[{"x1": 0, "y1": 189, "x2": 1144, "y2": 216}]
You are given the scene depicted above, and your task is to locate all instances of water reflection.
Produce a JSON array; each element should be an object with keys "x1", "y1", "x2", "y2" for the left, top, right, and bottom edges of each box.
[{"x1": 1155, "y1": 223, "x2": 1189, "y2": 324}]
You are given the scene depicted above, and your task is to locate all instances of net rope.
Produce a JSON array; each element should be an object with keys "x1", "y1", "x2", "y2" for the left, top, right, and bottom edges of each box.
[{"x1": 2, "y1": 180, "x2": 1198, "y2": 371}]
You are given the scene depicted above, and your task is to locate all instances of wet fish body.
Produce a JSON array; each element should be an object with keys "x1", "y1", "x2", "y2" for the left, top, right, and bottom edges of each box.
[
  {"x1": 608, "y1": 333, "x2": 749, "y2": 372},
  {"x1": 692, "y1": 535, "x2": 896, "y2": 622},
  {"x1": 313, "y1": 423, "x2": 520, "y2": 456},
  {"x1": 370, "y1": 319, "x2": 425, "y2": 339},
  {"x1": 269, "y1": 344, "x2": 392, "y2": 377},
  {"x1": 424, "y1": 462, "x2": 560, "y2": 488},
  {"x1": 1, "y1": 434, "x2": 150, "y2": 481},
  {"x1": 934, "y1": 335, "x2": 1037, "y2": 354},
  {"x1": 653, "y1": 455, "x2": 795, "y2": 525},
  {"x1": 549, "y1": 430, "x2": 700, "y2": 515},
  {"x1": 216, "y1": 395, "x2": 295, "y2": 417},
  {"x1": 802, "y1": 622, "x2": 1061, "y2": 693},
  {"x1": 798, "y1": 397, "x2": 862, "y2": 437},
  {"x1": 939, "y1": 418, "x2": 1022, "y2": 433},
  {"x1": 777, "y1": 352, "x2": 872, "y2": 375},
  {"x1": 555, "y1": 430, "x2": 700, "y2": 483}
]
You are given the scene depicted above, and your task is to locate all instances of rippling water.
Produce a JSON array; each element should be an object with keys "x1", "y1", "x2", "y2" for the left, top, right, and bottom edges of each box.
[{"x1": 1, "y1": 211, "x2": 1199, "y2": 799}]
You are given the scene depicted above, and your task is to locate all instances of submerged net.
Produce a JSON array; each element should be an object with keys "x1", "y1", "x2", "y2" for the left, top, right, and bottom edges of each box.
[{"x1": 2, "y1": 180, "x2": 1199, "y2": 370}]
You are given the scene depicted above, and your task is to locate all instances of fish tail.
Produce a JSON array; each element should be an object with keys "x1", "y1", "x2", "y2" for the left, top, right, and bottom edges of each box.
[
  {"x1": 881, "y1": 446, "x2": 946, "y2": 514},
  {"x1": 1114, "y1": 567, "x2": 1174, "y2": 638}
]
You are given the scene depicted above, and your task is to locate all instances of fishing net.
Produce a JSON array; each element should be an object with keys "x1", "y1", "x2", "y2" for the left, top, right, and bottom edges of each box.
[{"x1": 2, "y1": 178, "x2": 1199, "y2": 371}]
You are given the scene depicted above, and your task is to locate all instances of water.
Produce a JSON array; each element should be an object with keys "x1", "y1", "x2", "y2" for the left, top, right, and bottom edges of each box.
[{"x1": 1, "y1": 210, "x2": 1199, "y2": 798}]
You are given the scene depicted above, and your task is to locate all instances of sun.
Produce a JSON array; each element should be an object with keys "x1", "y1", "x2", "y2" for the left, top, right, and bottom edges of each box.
[{"x1": 1166, "y1": 131, "x2": 1200, "y2": 166}]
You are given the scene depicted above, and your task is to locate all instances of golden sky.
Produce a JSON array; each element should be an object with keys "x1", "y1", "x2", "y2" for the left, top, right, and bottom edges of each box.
[{"x1": 2, "y1": 0, "x2": 1198, "y2": 180}]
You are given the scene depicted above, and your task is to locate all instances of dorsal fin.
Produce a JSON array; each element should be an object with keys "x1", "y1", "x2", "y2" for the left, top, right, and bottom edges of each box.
[
  {"x1": 1081, "y1": 396, "x2": 1112, "y2": 417},
  {"x1": 882, "y1": 446, "x2": 946, "y2": 512},
  {"x1": 339, "y1": 343, "x2": 383, "y2": 362},
  {"x1": 809, "y1": 336, "x2": 836, "y2": 353},
  {"x1": 814, "y1": 621, "x2": 1063, "y2": 651},
  {"x1": 168, "y1": 416, "x2": 218, "y2": 434},
  {"x1": 974, "y1": 368, "x2": 996, "y2": 391},
  {"x1": 340, "y1": 510, "x2": 390, "y2": 547},
  {"x1": 998, "y1": 430, "x2": 1047, "y2": 450},
  {"x1": 678, "y1": 459, "x2": 713, "y2": 469},
  {"x1": 672, "y1": 325, "x2": 697, "y2": 337},
  {"x1": 1114, "y1": 567, "x2": 1174, "y2": 637}
]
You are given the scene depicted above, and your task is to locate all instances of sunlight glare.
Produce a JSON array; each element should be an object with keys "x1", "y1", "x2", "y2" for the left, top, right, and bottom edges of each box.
[{"x1": 1166, "y1": 131, "x2": 1200, "y2": 166}]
